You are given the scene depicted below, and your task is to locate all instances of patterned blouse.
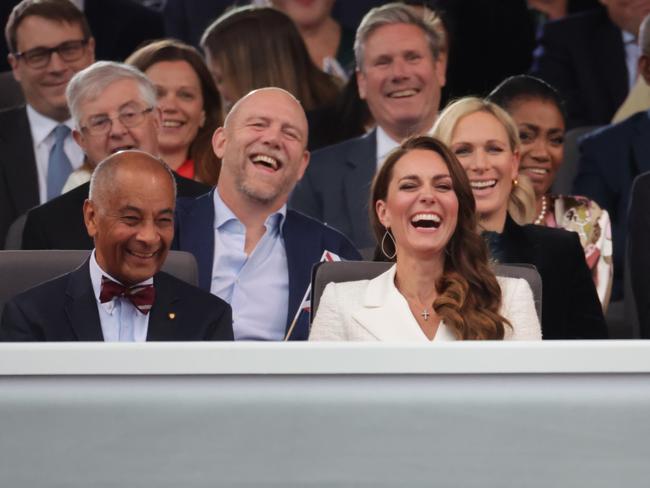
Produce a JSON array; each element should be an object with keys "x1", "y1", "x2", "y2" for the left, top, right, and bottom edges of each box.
[{"x1": 539, "y1": 195, "x2": 613, "y2": 309}]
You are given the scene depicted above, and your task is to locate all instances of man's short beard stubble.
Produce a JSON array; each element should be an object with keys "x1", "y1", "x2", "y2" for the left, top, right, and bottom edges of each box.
[{"x1": 235, "y1": 170, "x2": 294, "y2": 206}]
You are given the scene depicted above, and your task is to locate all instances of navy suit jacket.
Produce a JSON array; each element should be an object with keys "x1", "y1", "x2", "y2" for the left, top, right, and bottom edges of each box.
[
  {"x1": 628, "y1": 172, "x2": 650, "y2": 336},
  {"x1": 530, "y1": 9, "x2": 628, "y2": 128},
  {"x1": 0, "y1": 260, "x2": 234, "y2": 342},
  {"x1": 290, "y1": 130, "x2": 377, "y2": 251},
  {"x1": 573, "y1": 110, "x2": 650, "y2": 299},
  {"x1": 174, "y1": 190, "x2": 362, "y2": 340}
]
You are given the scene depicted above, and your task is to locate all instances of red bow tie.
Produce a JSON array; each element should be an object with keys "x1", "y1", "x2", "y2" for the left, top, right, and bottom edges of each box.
[{"x1": 99, "y1": 276, "x2": 155, "y2": 315}]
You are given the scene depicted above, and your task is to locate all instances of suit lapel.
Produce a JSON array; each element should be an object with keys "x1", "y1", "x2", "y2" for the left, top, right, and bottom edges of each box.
[
  {"x1": 147, "y1": 273, "x2": 180, "y2": 341},
  {"x1": 0, "y1": 106, "x2": 39, "y2": 213},
  {"x1": 176, "y1": 191, "x2": 215, "y2": 291},
  {"x1": 351, "y1": 266, "x2": 424, "y2": 340},
  {"x1": 64, "y1": 260, "x2": 104, "y2": 341},
  {"x1": 343, "y1": 130, "x2": 377, "y2": 247},
  {"x1": 632, "y1": 113, "x2": 650, "y2": 175},
  {"x1": 283, "y1": 211, "x2": 314, "y2": 339}
]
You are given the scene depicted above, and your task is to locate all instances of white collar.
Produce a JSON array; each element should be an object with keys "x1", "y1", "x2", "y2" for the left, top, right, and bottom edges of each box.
[
  {"x1": 351, "y1": 264, "x2": 456, "y2": 341},
  {"x1": 375, "y1": 123, "x2": 436, "y2": 167},
  {"x1": 26, "y1": 104, "x2": 75, "y2": 146}
]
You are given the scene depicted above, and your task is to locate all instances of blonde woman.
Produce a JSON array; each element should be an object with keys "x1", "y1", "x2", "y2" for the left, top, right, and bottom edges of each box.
[{"x1": 432, "y1": 97, "x2": 607, "y2": 340}]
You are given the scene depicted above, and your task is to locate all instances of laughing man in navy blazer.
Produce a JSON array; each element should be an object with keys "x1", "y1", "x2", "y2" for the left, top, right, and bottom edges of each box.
[
  {"x1": 1, "y1": 151, "x2": 233, "y2": 342},
  {"x1": 174, "y1": 87, "x2": 361, "y2": 341}
]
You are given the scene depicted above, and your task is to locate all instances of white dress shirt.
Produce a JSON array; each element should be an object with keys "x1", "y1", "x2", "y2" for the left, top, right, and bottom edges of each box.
[
  {"x1": 26, "y1": 105, "x2": 84, "y2": 204},
  {"x1": 623, "y1": 30, "x2": 640, "y2": 91},
  {"x1": 375, "y1": 124, "x2": 436, "y2": 170},
  {"x1": 89, "y1": 250, "x2": 152, "y2": 342}
]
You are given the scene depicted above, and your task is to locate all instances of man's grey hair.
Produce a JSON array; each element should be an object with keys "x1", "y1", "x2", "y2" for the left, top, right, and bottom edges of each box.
[
  {"x1": 89, "y1": 150, "x2": 177, "y2": 205},
  {"x1": 354, "y1": 2, "x2": 443, "y2": 72},
  {"x1": 641, "y1": 14, "x2": 650, "y2": 56},
  {"x1": 66, "y1": 61, "x2": 157, "y2": 128}
]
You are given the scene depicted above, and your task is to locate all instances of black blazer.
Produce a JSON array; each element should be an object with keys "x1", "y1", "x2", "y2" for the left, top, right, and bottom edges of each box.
[
  {"x1": 530, "y1": 8, "x2": 628, "y2": 128},
  {"x1": 22, "y1": 176, "x2": 210, "y2": 250},
  {"x1": 0, "y1": 106, "x2": 39, "y2": 247},
  {"x1": 491, "y1": 217, "x2": 607, "y2": 339},
  {"x1": 0, "y1": 259, "x2": 233, "y2": 342}
]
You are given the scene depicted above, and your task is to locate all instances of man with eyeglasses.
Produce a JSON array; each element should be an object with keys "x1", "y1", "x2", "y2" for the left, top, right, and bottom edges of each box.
[
  {"x1": 20, "y1": 61, "x2": 209, "y2": 251},
  {"x1": 0, "y1": 0, "x2": 95, "y2": 248}
]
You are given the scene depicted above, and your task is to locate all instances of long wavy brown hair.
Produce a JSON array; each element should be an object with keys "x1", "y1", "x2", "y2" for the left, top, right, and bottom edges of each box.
[
  {"x1": 200, "y1": 6, "x2": 340, "y2": 115},
  {"x1": 371, "y1": 136, "x2": 511, "y2": 340},
  {"x1": 126, "y1": 39, "x2": 222, "y2": 185}
]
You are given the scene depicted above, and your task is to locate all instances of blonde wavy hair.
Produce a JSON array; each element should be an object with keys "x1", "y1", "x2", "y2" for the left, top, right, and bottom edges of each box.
[{"x1": 432, "y1": 97, "x2": 536, "y2": 225}]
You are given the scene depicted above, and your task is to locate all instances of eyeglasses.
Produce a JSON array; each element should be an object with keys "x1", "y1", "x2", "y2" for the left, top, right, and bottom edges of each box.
[
  {"x1": 13, "y1": 39, "x2": 89, "y2": 69},
  {"x1": 81, "y1": 107, "x2": 154, "y2": 136}
]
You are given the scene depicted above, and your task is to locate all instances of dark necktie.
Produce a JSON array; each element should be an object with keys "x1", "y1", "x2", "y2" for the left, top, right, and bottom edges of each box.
[{"x1": 99, "y1": 276, "x2": 155, "y2": 315}]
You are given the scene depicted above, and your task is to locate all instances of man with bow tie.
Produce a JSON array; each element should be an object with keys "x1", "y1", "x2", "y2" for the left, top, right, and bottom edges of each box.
[{"x1": 0, "y1": 150, "x2": 233, "y2": 342}]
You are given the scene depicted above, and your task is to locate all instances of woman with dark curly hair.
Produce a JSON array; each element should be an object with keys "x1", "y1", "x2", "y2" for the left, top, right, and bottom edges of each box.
[
  {"x1": 488, "y1": 75, "x2": 612, "y2": 309},
  {"x1": 309, "y1": 136, "x2": 541, "y2": 341}
]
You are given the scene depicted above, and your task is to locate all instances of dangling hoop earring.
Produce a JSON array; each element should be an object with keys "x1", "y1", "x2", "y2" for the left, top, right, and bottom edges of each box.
[{"x1": 381, "y1": 229, "x2": 396, "y2": 260}]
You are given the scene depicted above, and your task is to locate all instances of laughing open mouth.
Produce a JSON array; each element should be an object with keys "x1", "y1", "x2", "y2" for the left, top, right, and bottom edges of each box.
[
  {"x1": 127, "y1": 249, "x2": 157, "y2": 259},
  {"x1": 110, "y1": 145, "x2": 137, "y2": 154},
  {"x1": 470, "y1": 179, "x2": 497, "y2": 190},
  {"x1": 521, "y1": 167, "x2": 549, "y2": 175},
  {"x1": 162, "y1": 120, "x2": 185, "y2": 128},
  {"x1": 251, "y1": 154, "x2": 281, "y2": 171},
  {"x1": 388, "y1": 89, "x2": 418, "y2": 99},
  {"x1": 411, "y1": 213, "x2": 441, "y2": 229}
]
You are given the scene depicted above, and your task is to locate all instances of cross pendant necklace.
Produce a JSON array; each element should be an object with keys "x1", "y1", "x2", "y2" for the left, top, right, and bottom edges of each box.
[{"x1": 421, "y1": 309, "x2": 430, "y2": 321}]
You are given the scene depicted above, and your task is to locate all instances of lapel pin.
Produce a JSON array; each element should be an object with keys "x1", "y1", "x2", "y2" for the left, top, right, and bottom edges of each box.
[{"x1": 168, "y1": 312, "x2": 176, "y2": 320}]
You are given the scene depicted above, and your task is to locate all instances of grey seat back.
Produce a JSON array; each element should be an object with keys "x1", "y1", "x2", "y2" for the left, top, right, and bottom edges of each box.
[
  {"x1": 0, "y1": 250, "x2": 198, "y2": 316},
  {"x1": 311, "y1": 261, "x2": 543, "y2": 323},
  {"x1": 4, "y1": 213, "x2": 27, "y2": 250}
]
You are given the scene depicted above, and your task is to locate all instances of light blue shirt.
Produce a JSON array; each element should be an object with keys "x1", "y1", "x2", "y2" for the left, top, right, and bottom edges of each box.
[
  {"x1": 89, "y1": 250, "x2": 151, "y2": 342},
  {"x1": 210, "y1": 189, "x2": 289, "y2": 340}
]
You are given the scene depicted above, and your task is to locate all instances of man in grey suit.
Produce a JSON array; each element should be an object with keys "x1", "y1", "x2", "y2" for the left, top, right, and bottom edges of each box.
[{"x1": 290, "y1": 3, "x2": 446, "y2": 251}]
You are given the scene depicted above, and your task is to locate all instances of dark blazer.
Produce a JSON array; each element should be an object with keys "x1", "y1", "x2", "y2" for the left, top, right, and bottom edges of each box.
[
  {"x1": 0, "y1": 106, "x2": 38, "y2": 248},
  {"x1": 491, "y1": 216, "x2": 607, "y2": 339},
  {"x1": 174, "y1": 190, "x2": 362, "y2": 340},
  {"x1": 290, "y1": 130, "x2": 377, "y2": 250},
  {"x1": 530, "y1": 9, "x2": 628, "y2": 128},
  {"x1": 22, "y1": 176, "x2": 210, "y2": 250},
  {"x1": 627, "y1": 172, "x2": 650, "y2": 337},
  {"x1": 0, "y1": 0, "x2": 164, "y2": 71},
  {"x1": 0, "y1": 259, "x2": 233, "y2": 342},
  {"x1": 573, "y1": 110, "x2": 650, "y2": 299},
  {"x1": 84, "y1": 0, "x2": 165, "y2": 63}
]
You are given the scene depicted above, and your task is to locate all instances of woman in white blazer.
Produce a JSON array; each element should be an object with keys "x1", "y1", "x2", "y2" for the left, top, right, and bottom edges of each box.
[{"x1": 309, "y1": 136, "x2": 541, "y2": 341}]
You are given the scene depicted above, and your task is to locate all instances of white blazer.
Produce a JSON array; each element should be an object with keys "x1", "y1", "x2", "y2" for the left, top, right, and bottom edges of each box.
[{"x1": 309, "y1": 265, "x2": 542, "y2": 341}]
